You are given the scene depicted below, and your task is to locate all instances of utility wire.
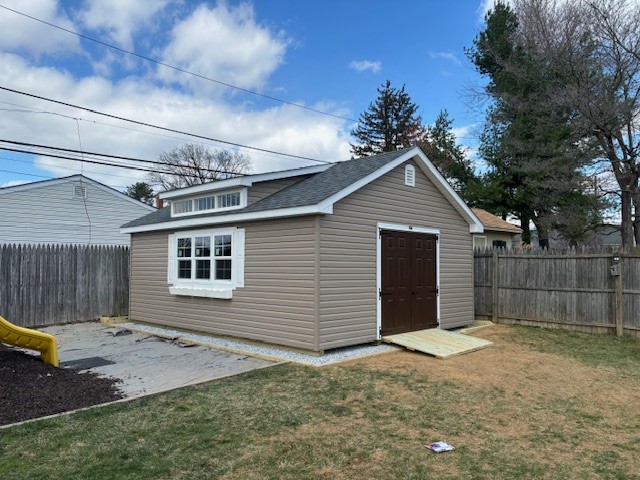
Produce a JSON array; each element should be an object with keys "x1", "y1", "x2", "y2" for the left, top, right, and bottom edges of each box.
[
  {"x1": 0, "y1": 100, "x2": 301, "y2": 165},
  {"x1": 0, "y1": 86, "x2": 332, "y2": 164},
  {"x1": 0, "y1": 4, "x2": 357, "y2": 123},
  {"x1": 0, "y1": 138, "x2": 243, "y2": 175},
  {"x1": 0, "y1": 168, "x2": 52, "y2": 180},
  {"x1": 0, "y1": 145, "x2": 243, "y2": 179}
]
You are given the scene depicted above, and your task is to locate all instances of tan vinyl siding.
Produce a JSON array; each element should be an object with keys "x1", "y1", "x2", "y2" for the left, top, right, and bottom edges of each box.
[
  {"x1": 247, "y1": 177, "x2": 309, "y2": 205},
  {"x1": 318, "y1": 160, "x2": 474, "y2": 350},
  {"x1": 130, "y1": 216, "x2": 318, "y2": 350}
]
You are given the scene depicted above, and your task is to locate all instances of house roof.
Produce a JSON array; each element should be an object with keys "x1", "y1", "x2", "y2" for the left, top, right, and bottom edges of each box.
[
  {"x1": 472, "y1": 208, "x2": 522, "y2": 234},
  {"x1": 0, "y1": 174, "x2": 156, "y2": 212},
  {"x1": 159, "y1": 163, "x2": 330, "y2": 199},
  {"x1": 122, "y1": 148, "x2": 483, "y2": 234}
]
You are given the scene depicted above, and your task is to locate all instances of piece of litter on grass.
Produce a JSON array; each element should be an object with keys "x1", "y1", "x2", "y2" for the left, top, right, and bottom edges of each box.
[{"x1": 427, "y1": 441, "x2": 455, "y2": 453}]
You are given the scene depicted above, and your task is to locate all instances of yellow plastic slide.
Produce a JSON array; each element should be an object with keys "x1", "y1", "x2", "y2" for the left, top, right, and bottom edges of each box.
[{"x1": 0, "y1": 315, "x2": 59, "y2": 367}]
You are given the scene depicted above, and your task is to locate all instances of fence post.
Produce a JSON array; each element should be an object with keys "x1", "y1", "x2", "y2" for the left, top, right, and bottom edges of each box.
[
  {"x1": 614, "y1": 266, "x2": 623, "y2": 337},
  {"x1": 492, "y1": 249, "x2": 499, "y2": 323}
]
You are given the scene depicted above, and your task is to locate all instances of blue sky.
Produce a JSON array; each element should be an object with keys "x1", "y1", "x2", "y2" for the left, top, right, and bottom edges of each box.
[{"x1": 0, "y1": 0, "x2": 494, "y2": 190}]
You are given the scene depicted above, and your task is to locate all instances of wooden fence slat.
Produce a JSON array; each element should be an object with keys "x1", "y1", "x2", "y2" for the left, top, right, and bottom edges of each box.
[
  {"x1": 475, "y1": 247, "x2": 640, "y2": 336},
  {"x1": 0, "y1": 244, "x2": 129, "y2": 327}
]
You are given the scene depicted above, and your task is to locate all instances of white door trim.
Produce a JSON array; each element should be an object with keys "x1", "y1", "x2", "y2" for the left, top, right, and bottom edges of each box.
[{"x1": 376, "y1": 222, "x2": 441, "y2": 339}]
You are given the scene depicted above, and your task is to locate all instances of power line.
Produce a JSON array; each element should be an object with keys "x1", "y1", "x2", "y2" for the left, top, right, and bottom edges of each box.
[
  {"x1": 0, "y1": 145, "x2": 242, "y2": 179},
  {"x1": 0, "y1": 100, "x2": 304, "y2": 165},
  {"x1": 0, "y1": 168, "x2": 52, "y2": 180},
  {"x1": 0, "y1": 86, "x2": 332, "y2": 164},
  {"x1": 0, "y1": 138, "x2": 241, "y2": 175},
  {"x1": 0, "y1": 4, "x2": 357, "y2": 123},
  {"x1": 0, "y1": 157, "x2": 132, "y2": 188}
]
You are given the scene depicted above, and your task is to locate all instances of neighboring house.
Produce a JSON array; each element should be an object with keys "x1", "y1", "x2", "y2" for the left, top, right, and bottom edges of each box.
[
  {"x1": 121, "y1": 147, "x2": 483, "y2": 353},
  {"x1": 0, "y1": 175, "x2": 155, "y2": 246},
  {"x1": 471, "y1": 208, "x2": 522, "y2": 249}
]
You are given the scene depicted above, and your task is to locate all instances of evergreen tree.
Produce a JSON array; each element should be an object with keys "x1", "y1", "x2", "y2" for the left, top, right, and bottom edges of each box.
[
  {"x1": 418, "y1": 109, "x2": 478, "y2": 202},
  {"x1": 125, "y1": 181, "x2": 155, "y2": 206},
  {"x1": 350, "y1": 80, "x2": 424, "y2": 157},
  {"x1": 467, "y1": 2, "x2": 604, "y2": 247}
]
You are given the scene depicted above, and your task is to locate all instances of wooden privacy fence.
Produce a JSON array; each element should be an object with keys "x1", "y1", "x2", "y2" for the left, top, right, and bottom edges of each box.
[
  {"x1": 474, "y1": 247, "x2": 640, "y2": 336},
  {"x1": 0, "y1": 244, "x2": 129, "y2": 328}
]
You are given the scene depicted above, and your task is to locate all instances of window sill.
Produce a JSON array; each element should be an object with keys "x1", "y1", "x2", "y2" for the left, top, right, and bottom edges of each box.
[{"x1": 169, "y1": 286, "x2": 233, "y2": 299}]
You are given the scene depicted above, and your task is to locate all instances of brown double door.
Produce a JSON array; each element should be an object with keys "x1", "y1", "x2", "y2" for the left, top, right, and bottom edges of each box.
[{"x1": 380, "y1": 230, "x2": 438, "y2": 336}]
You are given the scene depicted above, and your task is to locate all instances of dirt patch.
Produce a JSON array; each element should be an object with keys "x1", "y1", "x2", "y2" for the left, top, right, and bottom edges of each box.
[{"x1": 0, "y1": 344, "x2": 123, "y2": 426}]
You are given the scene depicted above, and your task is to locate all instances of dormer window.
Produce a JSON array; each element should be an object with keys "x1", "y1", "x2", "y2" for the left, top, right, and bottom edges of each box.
[{"x1": 171, "y1": 189, "x2": 246, "y2": 217}]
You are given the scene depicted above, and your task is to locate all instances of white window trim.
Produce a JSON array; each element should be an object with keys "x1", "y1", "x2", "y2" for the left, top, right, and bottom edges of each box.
[
  {"x1": 167, "y1": 227, "x2": 245, "y2": 299},
  {"x1": 376, "y1": 222, "x2": 441, "y2": 339},
  {"x1": 473, "y1": 235, "x2": 487, "y2": 250},
  {"x1": 171, "y1": 188, "x2": 247, "y2": 218}
]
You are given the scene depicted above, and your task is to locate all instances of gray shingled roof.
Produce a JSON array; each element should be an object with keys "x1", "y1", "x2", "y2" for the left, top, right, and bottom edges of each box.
[{"x1": 122, "y1": 148, "x2": 412, "y2": 229}]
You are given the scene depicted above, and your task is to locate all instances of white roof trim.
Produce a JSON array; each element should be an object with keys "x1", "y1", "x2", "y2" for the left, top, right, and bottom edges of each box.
[
  {"x1": 159, "y1": 164, "x2": 331, "y2": 200},
  {"x1": 121, "y1": 204, "x2": 334, "y2": 234},
  {"x1": 0, "y1": 174, "x2": 156, "y2": 212},
  {"x1": 315, "y1": 147, "x2": 483, "y2": 233},
  {"x1": 125, "y1": 146, "x2": 483, "y2": 234}
]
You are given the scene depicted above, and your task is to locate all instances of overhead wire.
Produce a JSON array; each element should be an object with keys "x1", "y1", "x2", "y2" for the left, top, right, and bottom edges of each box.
[
  {"x1": 0, "y1": 4, "x2": 357, "y2": 123},
  {"x1": 0, "y1": 86, "x2": 332, "y2": 164},
  {"x1": 0, "y1": 145, "x2": 244, "y2": 179},
  {"x1": 1, "y1": 154, "x2": 154, "y2": 186},
  {"x1": 0, "y1": 101, "x2": 302, "y2": 166},
  {"x1": 0, "y1": 138, "x2": 244, "y2": 175}
]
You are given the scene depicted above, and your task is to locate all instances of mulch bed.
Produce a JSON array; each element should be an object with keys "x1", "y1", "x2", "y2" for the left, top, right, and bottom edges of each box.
[{"x1": 0, "y1": 344, "x2": 123, "y2": 426}]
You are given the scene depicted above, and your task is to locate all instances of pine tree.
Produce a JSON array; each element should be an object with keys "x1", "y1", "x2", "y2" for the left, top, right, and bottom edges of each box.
[
  {"x1": 125, "y1": 182, "x2": 155, "y2": 205},
  {"x1": 350, "y1": 80, "x2": 424, "y2": 157},
  {"x1": 418, "y1": 110, "x2": 477, "y2": 200}
]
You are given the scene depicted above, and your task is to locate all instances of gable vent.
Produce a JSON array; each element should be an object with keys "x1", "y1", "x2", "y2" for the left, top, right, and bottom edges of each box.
[
  {"x1": 404, "y1": 164, "x2": 416, "y2": 187},
  {"x1": 73, "y1": 185, "x2": 87, "y2": 199}
]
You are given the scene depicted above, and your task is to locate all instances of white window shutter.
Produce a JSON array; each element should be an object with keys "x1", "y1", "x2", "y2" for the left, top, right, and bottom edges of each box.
[
  {"x1": 234, "y1": 228, "x2": 245, "y2": 288},
  {"x1": 167, "y1": 234, "x2": 176, "y2": 284}
]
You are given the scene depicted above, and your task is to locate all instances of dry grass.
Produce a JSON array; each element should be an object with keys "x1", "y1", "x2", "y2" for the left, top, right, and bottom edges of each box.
[{"x1": 1, "y1": 325, "x2": 639, "y2": 479}]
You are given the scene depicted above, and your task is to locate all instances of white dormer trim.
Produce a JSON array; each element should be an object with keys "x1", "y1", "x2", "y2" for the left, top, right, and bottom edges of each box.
[
  {"x1": 171, "y1": 188, "x2": 247, "y2": 217},
  {"x1": 159, "y1": 164, "x2": 331, "y2": 200}
]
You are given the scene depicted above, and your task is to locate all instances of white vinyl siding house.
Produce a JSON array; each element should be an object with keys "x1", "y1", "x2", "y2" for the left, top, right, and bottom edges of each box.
[{"x1": 0, "y1": 175, "x2": 155, "y2": 246}]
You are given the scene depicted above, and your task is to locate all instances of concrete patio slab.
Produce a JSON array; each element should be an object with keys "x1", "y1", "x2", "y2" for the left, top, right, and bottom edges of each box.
[{"x1": 38, "y1": 322, "x2": 277, "y2": 398}]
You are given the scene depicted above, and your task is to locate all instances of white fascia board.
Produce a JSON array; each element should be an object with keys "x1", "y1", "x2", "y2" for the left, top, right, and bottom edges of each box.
[
  {"x1": 88, "y1": 179, "x2": 157, "y2": 211},
  {"x1": 0, "y1": 174, "x2": 156, "y2": 211},
  {"x1": 0, "y1": 176, "x2": 80, "y2": 196},
  {"x1": 121, "y1": 204, "x2": 332, "y2": 234},
  {"x1": 316, "y1": 147, "x2": 484, "y2": 234},
  {"x1": 159, "y1": 164, "x2": 331, "y2": 200},
  {"x1": 410, "y1": 149, "x2": 484, "y2": 233},
  {"x1": 316, "y1": 150, "x2": 420, "y2": 212}
]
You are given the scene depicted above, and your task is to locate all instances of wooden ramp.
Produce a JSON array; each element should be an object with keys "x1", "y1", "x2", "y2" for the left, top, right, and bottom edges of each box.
[{"x1": 382, "y1": 329, "x2": 493, "y2": 359}]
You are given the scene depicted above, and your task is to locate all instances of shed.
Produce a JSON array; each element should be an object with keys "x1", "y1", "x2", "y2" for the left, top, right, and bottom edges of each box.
[
  {"x1": 0, "y1": 175, "x2": 155, "y2": 246},
  {"x1": 122, "y1": 147, "x2": 483, "y2": 353},
  {"x1": 471, "y1": 208, "x2": 522, "y2": 250}
]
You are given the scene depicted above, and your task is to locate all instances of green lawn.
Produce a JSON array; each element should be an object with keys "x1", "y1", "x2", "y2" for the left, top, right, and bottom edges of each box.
[{"x1": 1, "y1": 325, "x2": 639, "y2": 480}]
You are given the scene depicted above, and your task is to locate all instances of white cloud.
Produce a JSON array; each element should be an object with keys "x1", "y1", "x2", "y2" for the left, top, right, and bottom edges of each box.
[
  {"x1": 77, "y1": 0, "x2": 172, "y2": 50},
  {"x1": 429, "y1": 51, "x2": 462, "y2": 66},
  {"x1": 159, "y1": 3, "x2": 289, "y2": 93},
  {"x1": 349, "y1": 60, "x2": 382, "y2": 74},
  {"x1": 0, "y1": 0, "x2": 80, "y2": 56},
  {"x1": 0, "y1": 53, "x2": 350, "y2": 189}
]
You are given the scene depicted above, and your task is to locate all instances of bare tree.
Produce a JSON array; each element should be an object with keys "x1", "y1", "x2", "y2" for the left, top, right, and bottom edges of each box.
[
  {"x1": 510, "y1": 0, "x2": 640, "y2": 247},
  {"x1": 148, "y1": 144, "x2": 252, "y2": 192}
]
